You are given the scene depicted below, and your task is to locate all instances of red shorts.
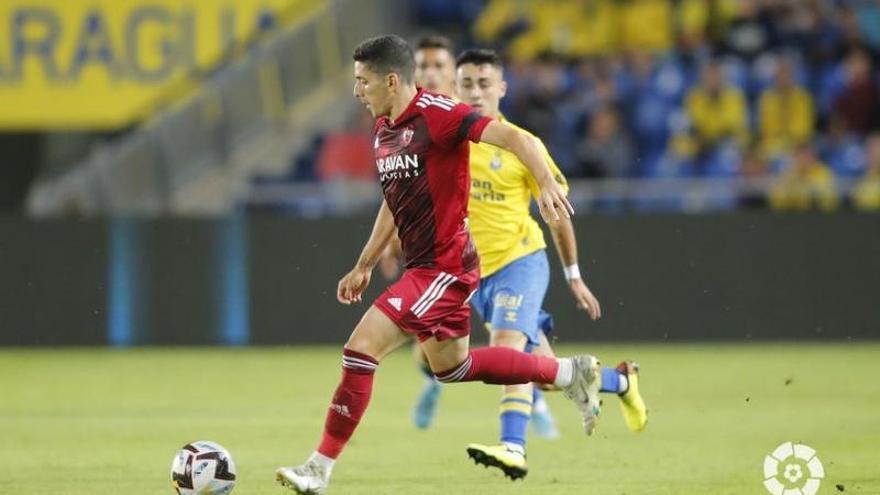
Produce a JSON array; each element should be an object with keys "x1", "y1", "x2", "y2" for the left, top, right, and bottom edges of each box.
[{"x1": 374, "y1": 267, "x2": 480, "y2": 342}]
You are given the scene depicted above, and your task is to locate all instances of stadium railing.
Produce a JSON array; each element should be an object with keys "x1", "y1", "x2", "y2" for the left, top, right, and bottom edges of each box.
[{"x1": 246, "y1": 176, "x2": 864, "y2": 216}]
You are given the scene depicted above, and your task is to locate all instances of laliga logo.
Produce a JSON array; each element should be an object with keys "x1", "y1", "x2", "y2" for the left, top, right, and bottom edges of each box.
[{"x1": 763, "y1": 442, "x2": 824, "y2": 495}]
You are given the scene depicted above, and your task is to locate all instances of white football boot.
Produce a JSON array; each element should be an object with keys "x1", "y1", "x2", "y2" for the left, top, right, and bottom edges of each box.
[
  {"x1": 275, "y1": 461, "x2": 330, "y2": 494},
  {"x1": 562, "y1": 355, "x2": 602, "y2": 435}
]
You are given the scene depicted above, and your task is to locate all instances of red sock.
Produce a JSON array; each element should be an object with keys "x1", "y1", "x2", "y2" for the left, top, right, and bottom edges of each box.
[
  {"x1": 316, "y1": 348, "x2": 378, "y2": 459},
  {"x1": 434, "y1": 347, "x2": 559, "y2": 385}
]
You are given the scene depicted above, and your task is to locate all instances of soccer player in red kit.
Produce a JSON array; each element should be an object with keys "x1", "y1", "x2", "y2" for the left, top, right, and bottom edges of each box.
[{"x1": 276, "y1": 35, "x2": 602, "y2": 494}]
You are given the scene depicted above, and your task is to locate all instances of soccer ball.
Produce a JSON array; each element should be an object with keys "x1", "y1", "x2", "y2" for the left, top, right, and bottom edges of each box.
[{"x1": 170, "y1": 440, "x2": 237, "y2": 494}]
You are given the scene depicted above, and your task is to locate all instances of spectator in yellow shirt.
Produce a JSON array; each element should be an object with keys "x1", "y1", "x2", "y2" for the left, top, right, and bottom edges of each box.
[
  {"x1": 685, "y1": 60, "x2": 749, "y2": 153},
  {"x1": 472, "y1": 0, "x2": 616, "y2": 61},
  {"x1": 676, "y1": 0, "x2": 739, "y2": 50},
  {"x1": 770, "y1": 144, "x2": 839, "y2": 212},
  {"x1": 853, "y1": 134, "x2": 880, "y2": 211},
  {"x1": 759, "y1": 59, "x2": 815, "y2": 159},
  {"x1": 617, "y1": 0, "x2": 672, "y2": 53}
]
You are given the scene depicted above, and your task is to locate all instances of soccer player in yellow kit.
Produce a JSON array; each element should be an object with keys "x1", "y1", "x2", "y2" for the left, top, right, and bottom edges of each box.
[
  {"x1": 386, "y1": 41, "x2": 646, "y2": 476},
  {"x1": 397, "y1": 37, "x2": 565, "y2": 438},
  {"x1": 454, "y1": 49, "x2": 648, "y2": 480}
]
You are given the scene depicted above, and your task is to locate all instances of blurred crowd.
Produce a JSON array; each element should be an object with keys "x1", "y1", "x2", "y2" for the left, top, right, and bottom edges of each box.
[{"x1": 287, "y1": 0, "x2": 880, "y2": 212}]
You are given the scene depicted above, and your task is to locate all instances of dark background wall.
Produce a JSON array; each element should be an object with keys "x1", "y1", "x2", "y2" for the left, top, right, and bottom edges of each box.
[
  {"x1": 0, "y1": 214, "x2": 877, "y2": 346},
  {"x1": 0, "y1": 134, "x2": 41, "y2": 213}
]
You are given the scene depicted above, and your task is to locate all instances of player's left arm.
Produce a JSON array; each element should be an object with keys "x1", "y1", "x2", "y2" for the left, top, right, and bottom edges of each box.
[
  {"x1": 548, "y1": 218, "x2": 602, "y2": 320},
  {"x1": 478, "y1": 120, "x2": 574, "y2": 223}
]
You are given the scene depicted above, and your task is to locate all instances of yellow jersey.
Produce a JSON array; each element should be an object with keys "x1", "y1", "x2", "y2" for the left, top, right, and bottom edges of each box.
[{"x1": 468, "y1": 117, "x2": 568, "y2": 277}]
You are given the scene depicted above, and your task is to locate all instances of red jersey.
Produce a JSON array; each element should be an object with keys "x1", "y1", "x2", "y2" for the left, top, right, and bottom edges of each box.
[{"x1": 373, "y1": 89, "x2": 492, "y2": 272}]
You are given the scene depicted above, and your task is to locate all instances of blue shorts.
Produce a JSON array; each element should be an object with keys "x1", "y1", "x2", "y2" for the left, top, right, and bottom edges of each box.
[{"x1": 471, "y1": 250, "x2": 554, "y2": 351}]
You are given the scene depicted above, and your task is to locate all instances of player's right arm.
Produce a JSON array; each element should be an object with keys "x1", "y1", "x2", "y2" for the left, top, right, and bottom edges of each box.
[
  {"x1": 378, "y1": 233, "x2": 403, "y2": 280},
  {"x1": 422, "y1": 98, "x2": 570, "y2": 221},
  {"x1": 478, "y1": 120, "x2": 574, "y2": 223},
  {"x1": 337, "y1": 200, "x2": 396, "y2": 304}
]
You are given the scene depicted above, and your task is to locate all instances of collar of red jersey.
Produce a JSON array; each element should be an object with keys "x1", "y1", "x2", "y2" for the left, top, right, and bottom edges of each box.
[{"x1": 388, "y1": 88, "x2": 429, "y2": 127}]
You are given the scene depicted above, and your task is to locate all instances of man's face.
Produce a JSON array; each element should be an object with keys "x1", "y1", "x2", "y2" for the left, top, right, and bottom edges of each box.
[
  {"x1": 415, "y1": 48, "x2": 456, "y2": 95},
  {"x1": 455, "y1": 63, "x2": 506, "y2": 117},
  {"x1": 793, "y1": 146, "x2": 815, "y2": 174},
  {"x1": 353, "y1": 61, "x2": 393, "y2": 118},
  {"x1": 703, "y1": 64, "x2": 723, "y2": 92},
  {"x1": 775, "y1": 62, "x2": 794, "y2": 89}
]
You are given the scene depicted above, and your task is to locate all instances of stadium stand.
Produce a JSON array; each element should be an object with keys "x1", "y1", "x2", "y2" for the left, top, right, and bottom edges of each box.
[
  {"x1": 24, "y1": 0, "x2": 880, "y2": 216},
  {"x1": 264, "y1": 0, "x2": 880, "y2": 214}
]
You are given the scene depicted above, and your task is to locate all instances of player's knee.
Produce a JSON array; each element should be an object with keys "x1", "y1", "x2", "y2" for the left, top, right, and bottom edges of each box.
[
  {"x1": 432, "y1": 353, "x2": 473, "y2": 384},
  {"x1": 490, "y1": 329, "x2": 528, "y2": 350},
  {"x1": 343, "y1": 337, "x2": 381, "y2": 363},
  {"x1": 503, "y1": 382, "x2": 532, "y2": 395}
]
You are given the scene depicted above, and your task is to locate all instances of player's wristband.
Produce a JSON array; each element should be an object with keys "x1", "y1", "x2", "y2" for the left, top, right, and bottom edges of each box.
[{"x1": 563, "y1": 264, "x2": 581, "y2": 281}]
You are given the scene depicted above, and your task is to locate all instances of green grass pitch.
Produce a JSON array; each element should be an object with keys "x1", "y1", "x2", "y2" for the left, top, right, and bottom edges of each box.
[{"x1": 2, "y1": 343, "x2": 878, "y2": 494}]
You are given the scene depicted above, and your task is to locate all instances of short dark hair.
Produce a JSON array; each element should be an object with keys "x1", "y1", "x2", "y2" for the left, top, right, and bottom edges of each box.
[
  {"x1": 415, "y1": 35, "x2": 454, "y2": 53},
  {"x1": 352, "y1": 34, "x2": 416, "y2": 83},
  {"x1": 455, "y1": 48, "x2": 503, "y2": 69}
]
